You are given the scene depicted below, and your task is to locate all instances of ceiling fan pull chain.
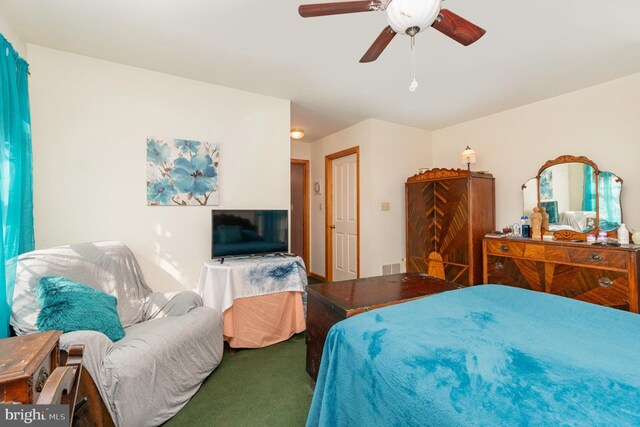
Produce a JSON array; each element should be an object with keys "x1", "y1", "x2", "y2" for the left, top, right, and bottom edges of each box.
[{"x1": 409, "y1": 36, "x2": 418, "y2": 92}]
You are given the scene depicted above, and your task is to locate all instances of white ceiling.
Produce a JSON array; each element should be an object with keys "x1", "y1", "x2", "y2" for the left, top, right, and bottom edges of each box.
[{"x1": 2, "y1": 0, "x2": 640, "y2": 141}]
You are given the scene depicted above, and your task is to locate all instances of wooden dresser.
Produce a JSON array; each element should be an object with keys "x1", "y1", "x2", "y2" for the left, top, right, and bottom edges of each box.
[
  {"x1": 0, "y1": 331, "x2": 62, "y2": 404},
  {"x1": 483, "y1": 237, "x2": 640, "y2": 312},
  {"x1": 406, "y1": 169, "x2": 495, "y2": 286}
]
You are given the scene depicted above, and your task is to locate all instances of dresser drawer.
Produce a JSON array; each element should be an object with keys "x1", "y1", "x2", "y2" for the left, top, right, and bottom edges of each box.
[
  {"x1": 485, "y1": 240, "x2": 526, "y2": 257},
  {"x1": 566, "y1": 247, "x2": 628, "y2": 270},
  {"x1": 486, "y1": 255, "x2": 544, "y2": 292},
  {"x1": 548, "y1": 265, "x2": 630, "y2": 310}
]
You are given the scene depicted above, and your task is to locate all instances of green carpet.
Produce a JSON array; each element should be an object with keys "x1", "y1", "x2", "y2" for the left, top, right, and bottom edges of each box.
[{"x1": 164, "y1": 334, "x2": 314, "y2": 427}]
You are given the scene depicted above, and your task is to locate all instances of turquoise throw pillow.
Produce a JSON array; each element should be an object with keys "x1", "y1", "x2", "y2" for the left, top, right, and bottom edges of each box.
[{"x1": 35, "y1": 276, "x2": 126, "y2": 342}]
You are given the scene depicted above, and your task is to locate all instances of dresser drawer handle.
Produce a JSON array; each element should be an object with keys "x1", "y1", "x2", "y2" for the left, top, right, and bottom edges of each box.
[
  {"x1": 598, "y1": 277, "x2": 613, "y2": 288},
  {"x1": 499, "y1": 245, "x2": 509, "y2": 253},
  {"x1": 495, "y1": 262, "x2": 504, "y2": 271},
  {"x1": 590, "y1": 253, "x2": 603, "y2": 262}
]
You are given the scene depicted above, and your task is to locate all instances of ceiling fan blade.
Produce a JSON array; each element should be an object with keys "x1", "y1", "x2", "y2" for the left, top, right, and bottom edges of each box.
[
  {"x1": 432, "y1": 9, "x2": 486, "y2": 46},
  {"x1": 299, "y1": 1, "x2": 381, "y2": 18},
  {"x1": 360, "y1": 26, "x2": 397, "y2": 63}
]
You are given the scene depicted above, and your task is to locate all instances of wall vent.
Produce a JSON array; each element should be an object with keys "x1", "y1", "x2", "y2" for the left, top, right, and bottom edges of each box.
[{"x1": 381, "y1": 262, "x2": 402, "y2": 276}]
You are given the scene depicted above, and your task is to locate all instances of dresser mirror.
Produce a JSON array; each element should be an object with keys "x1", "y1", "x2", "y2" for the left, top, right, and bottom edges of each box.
[{"x1": 521, "y1": 155, "x2": 623, "y2": 239}]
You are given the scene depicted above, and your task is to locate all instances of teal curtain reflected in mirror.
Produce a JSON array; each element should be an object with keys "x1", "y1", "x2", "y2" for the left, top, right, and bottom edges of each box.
[
  {"x1": 599, "y1": 172, "x2": 622, "y2": 232},
  {"x1": 0, "y1": 34, "x2": 35, "y2": 338},
  {"x1": 582, "y1": 165, "x2": 596, "y2": 211}
]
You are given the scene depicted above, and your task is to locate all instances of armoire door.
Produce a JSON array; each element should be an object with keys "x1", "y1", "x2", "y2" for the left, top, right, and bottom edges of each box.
[{"x1": 406, "y1": 178, "x2": 470, "y2": 286}]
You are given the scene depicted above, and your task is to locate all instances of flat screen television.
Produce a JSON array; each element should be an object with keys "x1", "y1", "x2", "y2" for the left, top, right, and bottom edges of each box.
[{"x1": 211, "y1": 210, "x2": 288, "y2": 258}]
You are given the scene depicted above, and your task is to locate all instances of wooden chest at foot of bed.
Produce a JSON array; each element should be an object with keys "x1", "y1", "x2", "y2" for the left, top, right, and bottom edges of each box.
[
  {"x1": 305, "y1": 273, "x2": 460, "y2": 382},
  {"x1": 483, "y1": 236, "x2": 640, "y2": 312}
]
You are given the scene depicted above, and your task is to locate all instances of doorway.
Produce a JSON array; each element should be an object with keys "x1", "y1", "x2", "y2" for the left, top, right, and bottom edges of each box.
[
  {"x1": 290, "y1": 159, "x2": 309, "y2": 269},
  {"x1": 325, "y1": 147, "x2": 360, "y2": 282}
]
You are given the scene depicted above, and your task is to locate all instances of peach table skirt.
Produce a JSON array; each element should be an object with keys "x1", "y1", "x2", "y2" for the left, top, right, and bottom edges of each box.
[{"x1": 223, "y1": 291, "x2": 306, "y2": 348}]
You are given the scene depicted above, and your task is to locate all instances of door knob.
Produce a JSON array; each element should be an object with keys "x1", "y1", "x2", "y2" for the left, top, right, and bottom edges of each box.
[{"x1": 330, "y1": 225, "x2": 336, "y2": 229}]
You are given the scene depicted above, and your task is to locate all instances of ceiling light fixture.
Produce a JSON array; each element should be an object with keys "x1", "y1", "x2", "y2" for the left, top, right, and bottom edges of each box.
[
  {"x1": 386, "y1": 0, "x2": 443, "y2": 91},
  {"x1": 386, "y1": 0, "x2": 442, "y2": 36},
  {"x1": 290, "y1": 129, "x2": 305, "y2": 140}
]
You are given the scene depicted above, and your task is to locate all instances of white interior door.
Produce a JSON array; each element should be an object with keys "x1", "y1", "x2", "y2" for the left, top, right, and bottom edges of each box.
[{"x1": 332, "y1": 153, "x2": 358, "y2": 281}]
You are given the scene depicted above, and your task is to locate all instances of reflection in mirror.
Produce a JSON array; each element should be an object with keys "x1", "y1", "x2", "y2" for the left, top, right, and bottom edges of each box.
[
  {"x1": 538, "y1": 163, "x2": 597, "y2": 233},
  {"x1": 544, "y1": 163, "x2": 596, "y2": 233},
  {"x1": 599, "y1": 171, "x2": 622, "y2": 232},
  {"x1": 522, "y1": 177, "x2": 537, "y2": 218}
]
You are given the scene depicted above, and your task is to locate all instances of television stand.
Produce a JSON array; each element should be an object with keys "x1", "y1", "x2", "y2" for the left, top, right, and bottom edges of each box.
[
  {"x1": 197, "y1": 256, "x2": 308, "y2": 348},
  {"x1": 200, "y1": 256, "x2": 308, "y2": 309}
]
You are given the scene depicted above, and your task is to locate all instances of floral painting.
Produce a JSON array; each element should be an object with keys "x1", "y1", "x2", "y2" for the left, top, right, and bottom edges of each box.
[
  {"x1": 540, "y1": 169, "x2": 553, "y2": 201},
  {"x1": 147, "y1": 137, "x2": 220, "y2": 206}
]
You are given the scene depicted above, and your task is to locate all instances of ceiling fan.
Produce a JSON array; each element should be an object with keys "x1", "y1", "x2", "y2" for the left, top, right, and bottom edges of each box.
[{"x1": 298, "y1": 0, "x2": 486, "y2": 90}]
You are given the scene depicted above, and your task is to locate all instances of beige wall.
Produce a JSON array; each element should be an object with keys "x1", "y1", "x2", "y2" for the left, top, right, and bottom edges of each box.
[
  {"x1": 28, "y1": 45, "x2": 291, "y2": 293},
  {"x1": 309, "y1": 119, "x2": 432, "y2": 278},
  {"x1": 433, "y1": 72, "x2": 640, "y2": 231},
  {"x1": 291, "y1": 140, "x2": 311, "y2": 160},
  {"x1": 0, "y1": 12, "x2": 26, "y2": 56}
]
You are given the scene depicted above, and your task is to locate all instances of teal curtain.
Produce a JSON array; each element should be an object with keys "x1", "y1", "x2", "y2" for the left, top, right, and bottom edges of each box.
[
  {"x1": 582, "y1": 165, "x2": 596, "y2": 211},
  {"x1": 599, "y1": 172, "x2": 622, "y2": 230},
  {"x1": 0, "y1": 34, "x2": 35, "y2": 338}
]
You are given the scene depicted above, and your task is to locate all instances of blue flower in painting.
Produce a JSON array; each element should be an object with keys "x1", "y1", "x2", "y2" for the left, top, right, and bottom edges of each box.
[
  {"x1": 171, "y1": 155, "x2": 217, "y2": 196},
  {"x1": 148, "y1": 178, "x2": 178, "y2": 204},
  {"x1": 147, "y1": 139, "x2": 171, "y2": 164},
  {"x1": 175, "y1": 139, "x2": 201, "y2": 155}
]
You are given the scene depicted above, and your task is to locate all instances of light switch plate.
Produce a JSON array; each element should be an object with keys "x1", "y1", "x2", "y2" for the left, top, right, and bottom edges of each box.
[{"x1": 381, "y1": 202, "x2": 390, "y2": 211}]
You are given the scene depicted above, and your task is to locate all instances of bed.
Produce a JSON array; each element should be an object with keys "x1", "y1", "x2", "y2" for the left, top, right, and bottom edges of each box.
[
  {"x1": 554, "y1": 210, "x2": 597, "y2": 232},
  {"x1": 307, "y1": 285, "x2": 640, "y2": 426}
]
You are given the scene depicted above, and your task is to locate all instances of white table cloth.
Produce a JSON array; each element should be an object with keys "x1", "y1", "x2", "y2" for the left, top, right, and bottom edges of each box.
[{"x1": 197, "y1": 255, "x2": 308, "y2": 315}]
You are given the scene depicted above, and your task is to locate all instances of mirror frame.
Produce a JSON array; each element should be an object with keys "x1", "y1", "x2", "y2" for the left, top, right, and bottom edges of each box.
[
  {"x1": 521, "y1": 176, "x2": 538, "y2": 218},
  {"x1": 533, "y1": 155, "x2": 621, "y2": 240}
]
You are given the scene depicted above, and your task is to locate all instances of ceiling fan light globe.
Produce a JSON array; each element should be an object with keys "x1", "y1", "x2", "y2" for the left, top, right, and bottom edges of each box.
[{"x1": 386, "y1": 0, "x2": 442, "y2": 36}]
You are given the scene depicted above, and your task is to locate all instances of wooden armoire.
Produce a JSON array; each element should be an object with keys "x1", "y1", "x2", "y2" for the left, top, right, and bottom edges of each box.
[{"x1": 406, "y1": 169, "x2": 495, "y2": 287}]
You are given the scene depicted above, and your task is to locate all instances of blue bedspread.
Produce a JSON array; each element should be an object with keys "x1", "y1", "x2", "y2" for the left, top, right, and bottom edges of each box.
[{"x1": 307, "y1": 285, "x2": 640, "y2": 427}]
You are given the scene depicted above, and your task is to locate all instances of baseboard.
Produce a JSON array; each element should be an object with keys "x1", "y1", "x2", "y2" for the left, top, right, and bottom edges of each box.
[{"x1": 308, "y1": 272, "x2": 326, "y2": 282}]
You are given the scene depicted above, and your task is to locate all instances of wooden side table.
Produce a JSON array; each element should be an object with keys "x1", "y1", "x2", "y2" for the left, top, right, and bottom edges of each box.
[
  {"x1": 0, "y1": 330, "x2": 62, "y2": 404},
  {"x1": 306, "y1": 273, "x2": 459, "y2": 381}
]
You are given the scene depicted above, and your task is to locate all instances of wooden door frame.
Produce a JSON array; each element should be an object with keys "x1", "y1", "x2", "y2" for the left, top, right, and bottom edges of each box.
[
  {"x1": 291, "y1": 159, "x2": 310, "y2": 269},
  {"x1": 325, "y1": 147, "x2": 360, "y2": 282}
]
